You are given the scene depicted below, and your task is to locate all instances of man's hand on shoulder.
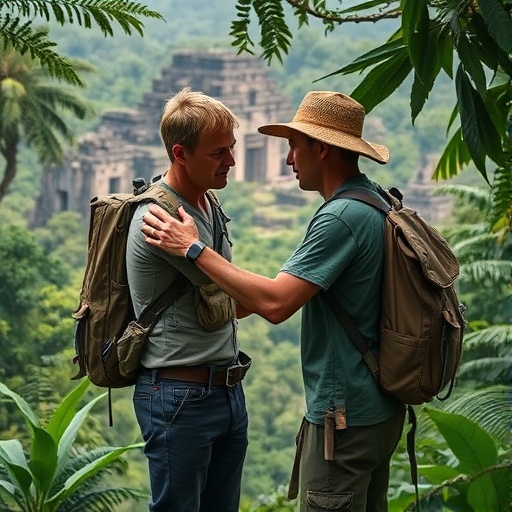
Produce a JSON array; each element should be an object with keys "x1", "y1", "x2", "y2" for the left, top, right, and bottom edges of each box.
[{"x1": 142, "y1": 205, "x2": 199, "y2": 258}]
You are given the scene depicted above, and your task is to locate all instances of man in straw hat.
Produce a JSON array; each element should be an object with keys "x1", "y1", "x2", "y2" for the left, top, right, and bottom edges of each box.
[{"x1": 141, "y1": 91, "x2": 406, "y2": 511}]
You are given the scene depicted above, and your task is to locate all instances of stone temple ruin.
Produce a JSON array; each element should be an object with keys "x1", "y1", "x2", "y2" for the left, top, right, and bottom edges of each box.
[
  {"x1": 402, "y1": 153, "x2": 453, "y2": 224},
  {"x1": 32, "y1": 49, "x2": 452, "y2": 227},
  {"x1": 33, "y1": 50, "x2": 294, "y2": 227}
]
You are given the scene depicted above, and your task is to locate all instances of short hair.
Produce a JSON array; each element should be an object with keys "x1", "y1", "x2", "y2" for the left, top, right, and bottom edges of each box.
[{"x1": 160, "y1": 88, "x2": 239, "y2": 161}]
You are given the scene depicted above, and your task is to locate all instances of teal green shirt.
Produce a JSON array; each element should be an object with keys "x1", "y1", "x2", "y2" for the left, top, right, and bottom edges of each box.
[{"x1": 281, "y1": 175, "x2": 401, "y2": 426}]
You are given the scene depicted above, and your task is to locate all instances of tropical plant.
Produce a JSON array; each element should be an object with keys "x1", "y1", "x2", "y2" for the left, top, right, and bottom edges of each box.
[
  {"x1": 433, "y1": 184, "x2": 512, "y2": 385},
  {"x1": 412, "y1": 407, "x2": 511, "y2": 511},
  {"x1": 446, "y1": 187, "x2": 511, "y2": 325},
  {"x1": 230, "y1": 0, "x2": 512, "y2": 229},
  {"x1": 0, "y1": 0, "x2": 163, "y2": 86},
  {"x1": 0, "y1": 379, "x2": 146, "y2": 511},
  {"x1": 0, "y1": 42, "x2": 92, "y2": 204}
]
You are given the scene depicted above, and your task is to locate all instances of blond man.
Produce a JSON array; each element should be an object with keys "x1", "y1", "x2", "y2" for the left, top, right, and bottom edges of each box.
[{"x1": 127, "y1": 88, "x2": 250, "y2": 512}]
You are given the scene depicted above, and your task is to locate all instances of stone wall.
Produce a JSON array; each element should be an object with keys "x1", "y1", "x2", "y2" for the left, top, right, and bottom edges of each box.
[{"x1": 33, "y1": 50, "x2": 293, "y2": 226}]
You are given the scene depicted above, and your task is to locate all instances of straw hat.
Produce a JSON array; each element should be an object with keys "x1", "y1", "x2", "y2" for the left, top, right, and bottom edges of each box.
[{"x1": 258, "y1": 91, "x2": 389, "y2": 164}]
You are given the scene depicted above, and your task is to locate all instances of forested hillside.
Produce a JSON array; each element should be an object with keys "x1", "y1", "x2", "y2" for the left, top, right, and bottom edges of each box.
[{"x1": 0, "y1": 1, "x2": 509, "y2": 511}]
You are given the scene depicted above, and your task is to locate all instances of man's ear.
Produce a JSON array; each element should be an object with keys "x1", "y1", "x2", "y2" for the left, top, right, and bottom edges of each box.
[
  {"x1": 317, "y1": 141, "x2": 330, "y2": 159},
  {"x1": 172, "y1": 144, "x2": 186, "y2": 163}
]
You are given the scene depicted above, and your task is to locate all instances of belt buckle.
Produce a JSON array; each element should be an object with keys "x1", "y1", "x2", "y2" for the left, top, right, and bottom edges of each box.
[
  {"x1": 225, "y1": 355, "x2": 252, "y2": 386},
  {"x1": 226, "y1": 363, "x2": 243, "y2": 387}
]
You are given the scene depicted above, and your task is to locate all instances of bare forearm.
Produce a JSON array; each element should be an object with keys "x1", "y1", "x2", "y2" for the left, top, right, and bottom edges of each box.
[
  {"x1": 141, "y1": 203, "x2": 319, "y2": 323},
  {"x1": 194, "y1": 247, "x2": 285, "y2": 323}
]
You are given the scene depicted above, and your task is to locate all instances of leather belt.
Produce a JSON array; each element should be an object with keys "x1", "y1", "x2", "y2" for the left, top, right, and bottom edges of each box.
[
  {"x1": 153, "y1": 352, "x2": 252, "y2": 387},
  {"x1": 155, "y1": 366, "x2": 229, "y2": 386}
]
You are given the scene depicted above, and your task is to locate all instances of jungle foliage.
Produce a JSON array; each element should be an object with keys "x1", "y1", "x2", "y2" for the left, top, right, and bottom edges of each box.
[{"x1": 0, "y1": 1, "x2": 510, "y2": 510}]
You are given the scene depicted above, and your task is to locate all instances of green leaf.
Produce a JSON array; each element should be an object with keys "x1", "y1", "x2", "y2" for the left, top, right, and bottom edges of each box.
[
  {"x1": 426, "y1": 408, "x2": 498, "y2": 474},
  {"x1": 252, "y1": 0, "x2": 293, "y2": 64},
  {"x1": 410, "y1": 26, "x2": 442, "y2": 121},
  {"x1": 0, "y1": 479, "x2": 17, "y2": 496},
  {"x1": 45, "y1": 443, "x2": 144, "y2": 509},
  {"x1": 470, "y1": 12, "x2": 499, "y2": 71},
  {"x1": 432, "y1": 128, "x2": 471, "y2": 180},
  {"x1": 455, "y1": 66, "x2": 480, "y2": 161},
  {"x1": 411, "y1": 71, "x2": 428, "y2": 122},
  {"x1": 403, "y1": 0, "x2": 429, "y2": 72},
  {"x1": 418, "y1": 464, "x2": 461, "y2": 485},
  {"x1": 467, "y1": 469, "x2": 511, "y2": 512},
  {"x1": 338, "y1": 0, "x2": 392, "y2": 15},
  {"x1": 46, "y1": 378, "x2": 89, "y2": 444},
  {"x1": 0, "y1": 382, "x2": 39, "y2": 427},
  {"x1": 0, "y1": 440, "x2": 32, "y2": 496},
  {"x1": 478, "y1": 0, "x2": 512, "y2": 53},
  {"x1": 456, "y1": 66, "x2": 496, "y2": 180},
  {"x1": 442, "y1": 385, "x2": 512, "y2": 446},
  {"x1": 29, "y1": 427, "x2": 58, "y2": 495},
  {"x1": 54, "y1": 391, "x2": 107, "y2": 480},
  {"x1": 350, "y1": 47, "x2": 412, "y2": 113},
  {"x1": 457, "y1": 32, "x2": 487, "y2": 96},
  {"x1": 316, "y1": 38, "x2": 405, "y2": 80},
  {"x1": 437, "y1": 26, "x2": 454, "y2": 79}
]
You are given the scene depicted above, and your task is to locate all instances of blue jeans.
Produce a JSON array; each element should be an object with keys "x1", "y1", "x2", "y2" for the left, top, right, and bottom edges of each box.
[{"x1": 133, "y1": 371, "x2": 249, "y2": 512}]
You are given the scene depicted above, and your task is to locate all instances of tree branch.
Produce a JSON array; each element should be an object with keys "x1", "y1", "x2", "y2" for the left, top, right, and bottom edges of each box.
[{"x1": 284, "y1": 0, "x2": 401, "y2": 24}]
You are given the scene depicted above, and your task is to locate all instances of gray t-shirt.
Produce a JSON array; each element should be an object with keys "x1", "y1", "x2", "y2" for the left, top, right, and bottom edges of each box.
[{"x1": 126, "y1": 183, "x2": 238, "y2": 369}]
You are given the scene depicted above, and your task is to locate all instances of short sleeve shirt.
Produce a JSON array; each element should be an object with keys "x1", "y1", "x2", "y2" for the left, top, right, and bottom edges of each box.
[
  {"x1": 281, "y1": 174, "x2": 401, "y2": 426},
  {"x1": 126, "y1": 182, "x2": 238, "y2": 369}
]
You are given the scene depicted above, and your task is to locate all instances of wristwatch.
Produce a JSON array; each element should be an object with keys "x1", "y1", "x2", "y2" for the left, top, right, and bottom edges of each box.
[{"x1": 186, "y1": 240, "x2": 207, "y2": 263}]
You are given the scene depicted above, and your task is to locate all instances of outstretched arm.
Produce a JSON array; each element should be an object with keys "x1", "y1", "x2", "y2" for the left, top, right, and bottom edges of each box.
[{"x1": 142, "y1": 204, "x2": 320, "y2": 324}]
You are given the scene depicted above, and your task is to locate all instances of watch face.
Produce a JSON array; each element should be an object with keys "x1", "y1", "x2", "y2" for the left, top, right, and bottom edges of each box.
[{"x1": 186, "y1": 241, "x2": 206, "y2": 262}]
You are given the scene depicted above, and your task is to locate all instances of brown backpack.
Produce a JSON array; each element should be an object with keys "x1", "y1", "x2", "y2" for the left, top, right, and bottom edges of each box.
[
  {"x1": 321, "y1": 186, "x2": 466, "y2": 504},
  {"x1": 322, "y1": 186, "x2": 465, "y2": 405},
  {"x1": 72, "y1": 180, "x2": 189, "y2": 390}
]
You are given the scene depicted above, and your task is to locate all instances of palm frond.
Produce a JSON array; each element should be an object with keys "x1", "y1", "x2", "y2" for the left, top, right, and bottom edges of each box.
[
  {"x1": 432, "y1": 184, "x2": 491, "y2": 211},
  {"x1": 0, "y1": 17, "x2": 83, "y2": 85},
  {"x1": 61, "y1": 487, "x2": 148, "y2": 512},
  {"x1": 462, "y1": 324, "x2": 512, "y2": 351},
  {"x1": 440, "y1": 386, "x2": 512, "y2": 441},
  {"x1": 489, "y1": 164, "x2": 512, "y2": 234},
  {"x1": 452, "y1": 233, "x2": 501, "y2": 261},
  {"x1": 56, "y1": 447, "x2": 129, "y2": 488},
  {"x1": 1, "y1": 0, "x2": 163, "y2": 35},
  {"x1": 18, "y1": 365, "x2": 58, "y2": 424},
  {"x1": 0, "y1": 1, "x2": 163, "y2": 83},
  {"x1": 253, "y1": 0, "x2": 293, "y2": 64},
  {"x1": 459, "y1": 259, "x2": 512, "y2": 283},
  {"x1": 457, "y1": 356, "x2": 512, "y2": 383}
]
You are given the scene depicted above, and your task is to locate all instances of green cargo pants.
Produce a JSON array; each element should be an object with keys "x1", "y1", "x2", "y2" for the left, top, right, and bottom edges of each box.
[{"x1": 289, "y1": 407, "x2": 405, "y2": 512}]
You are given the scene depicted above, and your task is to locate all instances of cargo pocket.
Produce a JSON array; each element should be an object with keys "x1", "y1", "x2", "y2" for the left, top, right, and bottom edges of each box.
[
  {"x1": 306, "y1": 491, "x2": 353, "y2": 511},
  {"x1": 116, "y1": 321, "x2": 150, "y2": 379}
]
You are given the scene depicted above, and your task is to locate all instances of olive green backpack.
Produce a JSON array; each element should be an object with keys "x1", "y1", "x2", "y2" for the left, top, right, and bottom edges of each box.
[{"x1": 72, "y1": 179, "x2": 189, "y2": 391}]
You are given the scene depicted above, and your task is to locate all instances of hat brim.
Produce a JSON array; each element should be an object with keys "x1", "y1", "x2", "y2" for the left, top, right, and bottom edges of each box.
[{"x1": 258, "y1": 122, "x2": 389, "y2": 165}]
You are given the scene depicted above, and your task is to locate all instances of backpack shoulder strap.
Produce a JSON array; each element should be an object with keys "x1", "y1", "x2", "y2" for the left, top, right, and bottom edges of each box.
[
  {"x1": 320, "y1": 289, "x2": 380, "y2": 382},
  {"x1": 131, "y1": 181, "x2": 182, "y2": 217},
  {"x1": 333, "y1": 187, "x2": 393, "y2": 214},
  {"x1": 136, "y1": 272, "x2": 189, "y2": 329},
  {"x1": 128, "y1": 181, "x2": 190, "y2": 328},
  {"x1": 319, "y1": 185, "x2": 398, "y2": 383}
]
